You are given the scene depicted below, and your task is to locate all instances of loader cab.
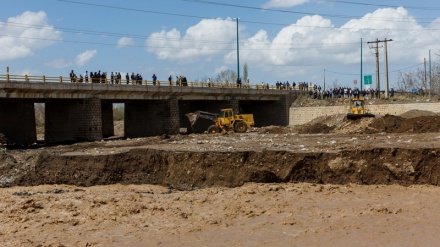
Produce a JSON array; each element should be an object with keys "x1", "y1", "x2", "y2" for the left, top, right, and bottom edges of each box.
[
  {"x1": 352, "y1": 99, "x2": 364, "y2": 108},
  {"x1": 219, "y1": 108, "x2": 234, "y2": 127},
  {"x1": 220, "y1": 108, "x2": 234, "y2": 118}
]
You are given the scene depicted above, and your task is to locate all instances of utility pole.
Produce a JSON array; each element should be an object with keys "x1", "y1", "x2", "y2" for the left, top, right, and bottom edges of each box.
[
  {"x1": 429, "y1": 49, "x2": 432, "y2": 100},
  {"x1": 424, "y1": 57, "x2": 427, "y2": 92},
  {"x1": 235, "y1": 18, "x2": 240, "y2": 83},
  {"x1": 367, "y1": 38, "x2": 393, "y2": 98},
  {"x1": 360, "y1": 38, "x2": 363, "y2": 91},
  {"x1": 383, "y1": 38, "x2": 392, "y2": 98},
  {"x1": 368, "y1": 39, "x2": 380, "y2": 98}
]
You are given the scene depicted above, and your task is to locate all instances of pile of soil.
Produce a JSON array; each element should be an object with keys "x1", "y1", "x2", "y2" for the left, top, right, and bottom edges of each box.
[
  {"x1": 367, "y1": 115, "x2": 440, "y2": 133},
  {"x1": 400, "y1": 109, "x2": 438, "y2": 118},
  {"x1": 298, "y1": 112, "x2": 440, "y2": 135}
]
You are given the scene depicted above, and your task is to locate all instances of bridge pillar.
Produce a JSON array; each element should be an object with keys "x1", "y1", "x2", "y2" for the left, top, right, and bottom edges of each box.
[
  {"x1": 45, "y1": 98, "x2": 102, "y2": 144},
  {"x1": 125, "y1": 99, "x2": 180, "y2": 138},
  {"x1": 101, "y1": 102, "x2": 114, "y2": 138},
  {"x1": 274, "y1": 94, "x2": 297, "y2": 126},
  {"x1": 0, "y1": 101, "x2": 36, "y2": 145},
  {"x1": 227, "y1": 98, "x2": 240, "y2": 113}
]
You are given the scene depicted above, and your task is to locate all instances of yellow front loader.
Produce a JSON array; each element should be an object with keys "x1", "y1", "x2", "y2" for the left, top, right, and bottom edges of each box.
[
  {"x1": 346, "y1": 97, "x2": 375, "y2": 120},
  {"x1": 186, "y1": 108, "x2": 254, "y2": 134}
]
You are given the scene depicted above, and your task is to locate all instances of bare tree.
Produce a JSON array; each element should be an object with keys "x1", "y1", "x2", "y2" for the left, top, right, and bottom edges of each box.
[
  {"x1": 331, "y1": 79, "x2": 340, "y2": 89},
  {"x1": 215, "y1": 70, "x2": 237, "y2": 85},
  {"x1": 243, "y1": 63, "x2": 248, "y2": 84},
  {"x1": 395, "y1": 60, "x2": 440, "y2": 96}
]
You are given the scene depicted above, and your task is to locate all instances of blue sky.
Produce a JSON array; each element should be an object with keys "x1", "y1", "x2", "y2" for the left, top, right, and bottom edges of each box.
[{"x1": 1, "y1": 0, "x2": 440, "y2": 89}]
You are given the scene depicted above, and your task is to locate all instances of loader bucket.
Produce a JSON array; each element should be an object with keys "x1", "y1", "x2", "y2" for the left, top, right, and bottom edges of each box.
[{"x1": 346, "y1": 113, "x2": 375, "y2": 120}]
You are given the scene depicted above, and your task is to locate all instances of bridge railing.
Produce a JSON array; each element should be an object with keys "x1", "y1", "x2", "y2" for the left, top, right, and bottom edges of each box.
[{"x1": 0, "y1": 71, "x2": 315, "y2": 91}]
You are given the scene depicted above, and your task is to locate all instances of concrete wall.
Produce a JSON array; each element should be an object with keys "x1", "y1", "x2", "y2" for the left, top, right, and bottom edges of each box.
[
  {"x1": 45, "y1": 99, "x2": 102, "y2": 144},
  {"x1": 290, "y1": 102, "x2": 440, "y2": 126},
  {"x1": 0, "y1": 101, "x2": 36, "y2": 145},
  {"x1": 125, "y1": 99, "x2": 180, "y2": 138}
]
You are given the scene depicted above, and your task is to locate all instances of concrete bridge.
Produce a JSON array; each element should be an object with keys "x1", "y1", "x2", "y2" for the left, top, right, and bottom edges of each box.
[{"x1": 0, "y1": 76, "x2": 300, "y2": 145}]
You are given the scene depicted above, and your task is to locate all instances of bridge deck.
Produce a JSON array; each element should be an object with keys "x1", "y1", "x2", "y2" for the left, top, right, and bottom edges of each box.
[{"x1": 0, "y1": 80, "x2": 299, "y2": 101}]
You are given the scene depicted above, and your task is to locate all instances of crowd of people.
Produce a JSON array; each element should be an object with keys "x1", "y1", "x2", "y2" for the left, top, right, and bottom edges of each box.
[
  {"x1": 68, "y1": 70, "x2": 194, "y2": 86},
  {"x1": 68, "y1": 70, "x2": 397, "y2": 99},
  {"x1": 273, "y1": 81, "x2": 315, "y2": 91},
  {"x1": 310, "y1": 86, "x2": 395, "y2": 100},
  {"x1": 69, "y1": 70, "x2": 146, "y2": 85}
]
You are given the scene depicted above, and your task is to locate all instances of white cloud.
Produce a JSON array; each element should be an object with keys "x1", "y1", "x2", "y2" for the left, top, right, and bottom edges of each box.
[
  {"x1": 224, "y1": 7, "x2": 440, "y2": 81},
  {"x1": 0, "y1": 11, "x2": 61, "y2": 61},
  {"x1": 215, "y1": 66, "x2": 229, "y2": 74},
  {"x1": 44, "y1": 59, "x2": 71, "y2": 69},
  {"x1": 146, "y1": 18, "x2": 237, "y2": 61},
  {"x1": 75, "y1": 50, "x2": 97, "y2": 66},
  {"x1": 146, "y1": 7, "x2": 440, "y2": 85},
  {"x1": 117, "y1": 37, "x2": 134, "y2": 48},
  {"x1": 262, "y1": 0, "x2": 311, "y2": 8},
  {"x1": 44, "y1": 50, "x2": 96, "y2": 69}
]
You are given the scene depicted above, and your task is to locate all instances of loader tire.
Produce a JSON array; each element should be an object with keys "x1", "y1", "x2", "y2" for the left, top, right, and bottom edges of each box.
[
  {"x1": 234, "y1": 121, "x2": 247, "y2": 133},
  {"x1": 207, "y1": 125, "x2": 220, "y2": 134}
]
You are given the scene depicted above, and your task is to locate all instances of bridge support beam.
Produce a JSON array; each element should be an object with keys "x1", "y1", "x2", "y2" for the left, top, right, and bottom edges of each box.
[
  {"x1": 0, "y1": 101, "x2": 36, "y2": 145},
  {"x1": 276, "y1": 94, "x2": 297, "y2": 126},
  {"x1": 227, "y1": 98, "x2": 240, "y2": 113},
  {"x1": 125, "y1": 99, "x2": 180, "y2": 138},
  {"x1": 45, "y1": 98, "x2": 103, "y2": 144}
]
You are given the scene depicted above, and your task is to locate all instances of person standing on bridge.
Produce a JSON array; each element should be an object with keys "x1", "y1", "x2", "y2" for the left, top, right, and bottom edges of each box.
[
  {"x1": 70, "y1": 70, "x2": 76, "y2": 83},
  {"x1": 152, "y1": 74, "x2": 157, "y2": 85},
  {"x1": 117, "y1": 72, "x2": 122, "y2": 84},
  {"x1": 84, "y1": 71, "x2": 88, "y2": 83},
  {"x1": 131, "y1": 72, "x2": 135, "y2": 84},
  {"x1": 110, "y1": 72, "x2": 115, "y2": 84}
]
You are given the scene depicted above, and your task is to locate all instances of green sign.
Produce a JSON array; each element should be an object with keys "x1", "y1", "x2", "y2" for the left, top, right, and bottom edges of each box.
[{"x1": 364, "y1": 75, "x2": 372, "y2": 85}]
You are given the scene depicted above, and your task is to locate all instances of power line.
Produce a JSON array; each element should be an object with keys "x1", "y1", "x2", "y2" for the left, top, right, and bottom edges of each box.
[
  {"x1": 320, "y1": 0, "x2": 440, "y2": 11},
  {"x1": 325, "y1": 62, "x2": 426, "y2": 77},
  {"x1": 0, "y1": 33, "x2": 362, "y2": 51},
  {"x1": 1, "y1": 21, "x2": 367, "y2": 49},
  {"x1": 56, "y1": 0, "x2": 439, "y2": 26},
  {"x1": 182, "y1": 0, "x2": 438, "y2": 23}
]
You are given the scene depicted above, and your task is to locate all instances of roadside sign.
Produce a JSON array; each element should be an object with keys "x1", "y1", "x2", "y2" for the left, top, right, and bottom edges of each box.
[{"x1": 364, "y1": 75, "x2": 372, "y2": 85}]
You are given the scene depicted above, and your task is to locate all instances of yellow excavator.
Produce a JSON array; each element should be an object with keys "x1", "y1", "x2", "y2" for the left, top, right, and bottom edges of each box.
[
  {"x1": 346, "y1": 97, "x2": 375, "y2": 120},
  {"x1": 186, "y1": 108, "x2": 254, "y2": 134}
]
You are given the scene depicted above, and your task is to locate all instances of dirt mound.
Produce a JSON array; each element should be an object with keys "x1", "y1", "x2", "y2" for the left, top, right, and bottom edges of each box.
[
  {"x1": 297, "y1": 123, "x2": 335, "y2": 134},
  {"x1": 367, "y1": 115, "x2": 440, "y2": 133},
  {"x1": 400, "y1": 109, "x2": 438, "y2": 118},
  {"x1": 333, "y1": 117, "x2": 376, "y2": 134},
  {"x1": 308, "y1": 114, "x2": 346, "y2": 127}
]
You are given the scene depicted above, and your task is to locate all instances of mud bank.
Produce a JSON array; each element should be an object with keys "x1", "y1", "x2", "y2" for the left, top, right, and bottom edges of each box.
[{"x1": 6, "y1": 147, "x2": 440, "y2": 188}]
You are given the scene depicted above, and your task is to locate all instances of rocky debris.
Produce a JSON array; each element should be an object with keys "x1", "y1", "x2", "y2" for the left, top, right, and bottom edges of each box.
[{"x1": 0, "y1": 133, "x2": 7, "y2": 145}]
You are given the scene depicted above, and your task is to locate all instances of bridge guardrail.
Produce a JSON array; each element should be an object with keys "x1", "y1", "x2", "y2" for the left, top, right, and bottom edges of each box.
[{"x1": 0, "y1": 72, "x2": 316, "y2": 92}]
